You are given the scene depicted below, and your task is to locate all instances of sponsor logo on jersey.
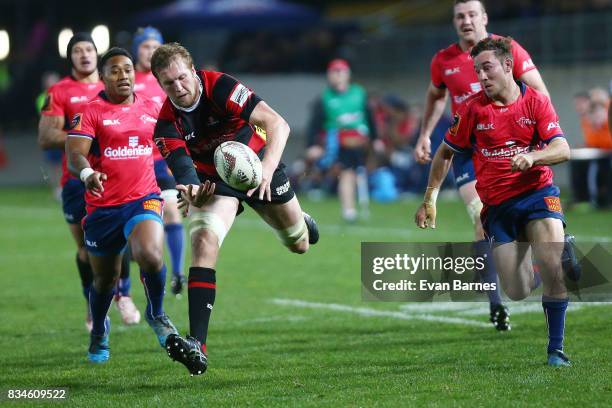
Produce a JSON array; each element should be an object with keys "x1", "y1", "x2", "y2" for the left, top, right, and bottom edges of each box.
[
  {"x1": 522, "y1": 59, "x2": 534, "y2": 71},
  {"x1": 86, "y1": 239, "x2": 98, "y2": 248},
  {"x1": 103, "y1": 119, "x2": 121, "y2": 126},
  {"x1": 143, "y1": 199, "x2": 162, "y2": 215},
  {"x1": 480, "y1": 145, "x2": 531, "y2": 159},
  {"x1": 544, "y1": 196, "x2": 562, "y2": 213},
  {"x1": 547, "y1": 121, "x2": 560, "y2": 131},
  {"x1": 449, "y1": 113, "x2": 461, "y2": 136},
  {"x1": 140, "y1": 114, "x2": 157, "y2": 124},
  {"x1": 453, "y1": 92, "x2": 475, "y2": 105},
  {"x1": 184, "y1": 131, "x2": 196, "y2": 141},
  {"x1": 229, "y1": 84, "x2": 252, "y2": 107},
  {"x1": 444, "y1": 67, "x2": 460, "y2": 76},
  {"x1": 517, "y1": 117, "x2": 536, "y2": 127},
  {"x1": 476, "y1": 123, "x2": 494, "y2": 131},
  {"x1": 275, "y1": 181, "x2": 291, "y2": 196},
  {"x1": 70, "y1": 96, "x2": 88, "y2": 104},
  {"x1": 70, "y1": 113, "x2": 82, "y2": 131},
  {"x1": 104, "y1": 136, "x2": 153, "y2": 159},
  {"x1": 470, "y1": 82, "x2": 481, "y2": 93}
]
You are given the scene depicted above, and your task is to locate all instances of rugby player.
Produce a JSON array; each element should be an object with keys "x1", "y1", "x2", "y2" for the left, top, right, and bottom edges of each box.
[
  {"x1": 66, "y1": 48, "x2": 178, "y2": 363},
  {"x1": 150, "y1": 43, "x2": 319, "y2": 375},
  {"x1": 413, "y1": 0, "x2": 551, "y2": 330},
  {"x1": 415, "y1": 37, "x2": 576, "y2": 367},
  {"x1": 122, "y1": 26, "x2": 187, "y2": 296},
  {"x1": 38, "y1": 33, "x2": 141, "y2": 329}
]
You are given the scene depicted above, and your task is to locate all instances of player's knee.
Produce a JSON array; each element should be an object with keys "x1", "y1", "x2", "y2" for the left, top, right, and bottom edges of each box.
[
  {"x1": 191, "y1": 229, "x2": 219, "y2": 254},
  {"x1": 503, "y1": 283, "x2": 531, "y2": 301},
  {"x1": 189, "y1": 212, "x2": 227, "y2": 249},
  {"x1": 275, "y1": 217, "x2": 308, "y2": 253},
  {"x1": 94, "y1": 275, "x2": 117, "y2": 293},
  {"x1": 132, "y1": 245, "x2": 164, "y2": 272}
]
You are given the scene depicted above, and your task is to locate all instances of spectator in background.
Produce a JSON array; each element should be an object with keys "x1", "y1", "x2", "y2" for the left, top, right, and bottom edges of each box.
[
  {"x1": 36, "y1": 71, "x2": 61, "y2": 200},
  {"x1": 306, "y1": 59, "x2": 377, "y2": 222},
  {"x1": 571, "y1": 87, "x2": 611, "y2": 208}
]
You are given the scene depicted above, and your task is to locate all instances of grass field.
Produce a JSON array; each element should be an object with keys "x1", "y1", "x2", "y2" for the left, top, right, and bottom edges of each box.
[{"x1": 1, "y1": 187, "x2": 611, "y2": 407}]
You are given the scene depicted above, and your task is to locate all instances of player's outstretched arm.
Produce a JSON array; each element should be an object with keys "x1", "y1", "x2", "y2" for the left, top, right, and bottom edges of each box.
[
  {"x1": 38, "y1": 115, "x2": 67, "y2": 150},
  {"x1": 414, "y1": 142, "x2": 454, "y2": 229},
  {"x1": 246, "y1": 101, "x2": 290, "y2": 201},
  {"x1": 510, "y1": 137, "x2": 570, "y2": 172},
  {"x1": 66, "y1": 135, "x2": 106, "y2": 197},
  {"x1": 415, "y1": 82, "x2": 448, "y2": 164}
]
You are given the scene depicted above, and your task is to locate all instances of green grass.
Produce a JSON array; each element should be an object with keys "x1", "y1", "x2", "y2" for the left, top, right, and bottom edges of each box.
[{"x1": 0, "y1": 187, "x2": 611, "y2": 407}]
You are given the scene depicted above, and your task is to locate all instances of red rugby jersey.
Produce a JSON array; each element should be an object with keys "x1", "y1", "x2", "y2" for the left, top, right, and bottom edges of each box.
[
  {"x1": 41, "y1": 76, "x2": 103, "y2": 186},
  {"x1": 153, "y1": 70, "x2": 264, "y2": 177},
  {"x1": 430, "y1": 34, "x2": 536, "y2": 114},
  {"x1": 68, "y1": 92, "x2": 161, "y2": 209},
  {"x1": 444, "y1": 83, "x2": 564, "y2": 206},
  {"x1": 134, "y1": 70, "x2": 166, "y2": 161}
]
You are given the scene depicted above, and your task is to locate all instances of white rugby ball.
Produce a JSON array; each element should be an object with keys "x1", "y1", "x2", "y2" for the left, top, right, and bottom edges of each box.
[{"x1": 214, "y1": 141, "x2": 263, "y2": 191}]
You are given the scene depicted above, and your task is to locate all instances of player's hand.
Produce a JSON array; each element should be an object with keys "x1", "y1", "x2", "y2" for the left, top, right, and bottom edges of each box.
[
  {"x1": 247, "y1": 161, "x2": 274, "y2": 202},
  {"x1": 414, "y1": 201, "x2": 437, "y2": 229},
  {"x1": 414, "y1": 186, "x2": 439, "y2": 229},
  {"x1": 510, "y1": 153, "x2": 534, "y2": 172},
  {"x1": 414, "y1": 136, "x2": 432, "y2": 164},
  {"x1": 176, "y1": 181, "x2": 215, "y2": 215},
  {"x1": 85, "y1": 171, "x2": 107, "y2": 198}
]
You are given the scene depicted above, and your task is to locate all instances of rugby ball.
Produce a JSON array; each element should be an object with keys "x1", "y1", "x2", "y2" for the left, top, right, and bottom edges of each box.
[{"x1": 213, "y1": 141, "x2": 262, "y2": 191}]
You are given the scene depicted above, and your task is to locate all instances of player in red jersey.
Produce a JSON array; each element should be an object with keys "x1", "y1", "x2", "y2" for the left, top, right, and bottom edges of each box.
[
  {"x1": 413, "y1": 0, "x2": 550, "y2": 330},
  {"x1": 149, "y1": 43, "x2": 319, "y2": 375},
  {"x1": 66, "y1": 48, "x2": 179, "y2": 364},
  {"x1": 120, "y1": 26, "x2": 187, "y2": 297},
  {"x1": 415, "y1": 37, "x2": 577, "y2": 367},
  {"x1": 38, "y1": 33, "x2": 141, "y2": 330}
]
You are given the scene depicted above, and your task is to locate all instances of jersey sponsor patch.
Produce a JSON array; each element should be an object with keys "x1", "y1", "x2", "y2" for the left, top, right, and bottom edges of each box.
[
  {"x1": 70, "y1": 113, "x2": 82, "y2": 131},
  {"x1": 449, "y1": 113, "x2": 461, "y2": 136},
  {"x1": 544, "y1": 196, "x2": 562, "y2": 213},
  {"x1": 143, "y1": 199, "x2": 162, "y2": 215},
  {"x1": 254, "y1": 125, "x2": 267, "y2": 141},
  {"x1": 229, "y1": 84, "x2": 252, "y2": 107}
]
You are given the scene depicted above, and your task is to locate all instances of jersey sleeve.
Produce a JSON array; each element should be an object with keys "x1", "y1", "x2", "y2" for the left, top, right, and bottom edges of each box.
[
  {"x1": 67, "y1": 104, "x2": 97, "y2": 140},
  {"x1": 153, "y1": 102, "x2": 187, "y2": 159},
  {"x1": 211, "y1": 74, "x2": 263, "y2": 122},
  {"x1": 40, "y1": 84, "x2": 66, "y2": 117},
  {"x1": 534, "y1": 95, "x2": 564, "y2": 143},
  {"x1": 443, "y1": 101, "x2": 474, "y2": 153},
  {"x1": 430, "y1": 53, "x2": 445, "y2": 89},
  {"x1": 511, "y1": 39, "x2": 537, "y2": 78}
]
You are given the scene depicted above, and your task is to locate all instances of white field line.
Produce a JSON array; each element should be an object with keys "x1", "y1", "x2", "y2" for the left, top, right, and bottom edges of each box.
[
  {"x1": 271, "y1": 298, "x2": 491, "y2": 328},
  {"x1": 400, "y1": 301, "x2": 612, "y2": 316}
]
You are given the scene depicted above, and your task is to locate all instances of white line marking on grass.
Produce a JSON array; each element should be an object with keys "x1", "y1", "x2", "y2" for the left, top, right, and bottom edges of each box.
[
  {"x1": 232, "y1": 218, "x2": 612, "y2": 242},
  {"x1": 271, "y1": 298, "x2": 491, "y2": 328}
]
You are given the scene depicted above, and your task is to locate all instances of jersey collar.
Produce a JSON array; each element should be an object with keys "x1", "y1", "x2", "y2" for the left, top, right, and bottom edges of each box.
[{"x1": 170, "y1": 74, "x2": 203, "y2": 113}]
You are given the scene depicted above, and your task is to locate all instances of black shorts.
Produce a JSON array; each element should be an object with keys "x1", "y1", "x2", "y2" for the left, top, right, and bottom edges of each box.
[
  {"x1": 197, "y1": 162, "x2": 295, "y2": 214},
  {"x1": 338, "y1": 147, "x2": 366, "y2": 169}
]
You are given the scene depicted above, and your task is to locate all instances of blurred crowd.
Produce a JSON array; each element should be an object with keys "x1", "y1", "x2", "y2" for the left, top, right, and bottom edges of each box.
[{"x1": 570, "y1": 86, "x2": 612, "y2": 209}]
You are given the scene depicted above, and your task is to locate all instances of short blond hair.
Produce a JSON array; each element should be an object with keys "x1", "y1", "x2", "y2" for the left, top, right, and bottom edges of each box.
[{"x1": 151, "y1": 42, "x2": 194, "y2": 79}]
